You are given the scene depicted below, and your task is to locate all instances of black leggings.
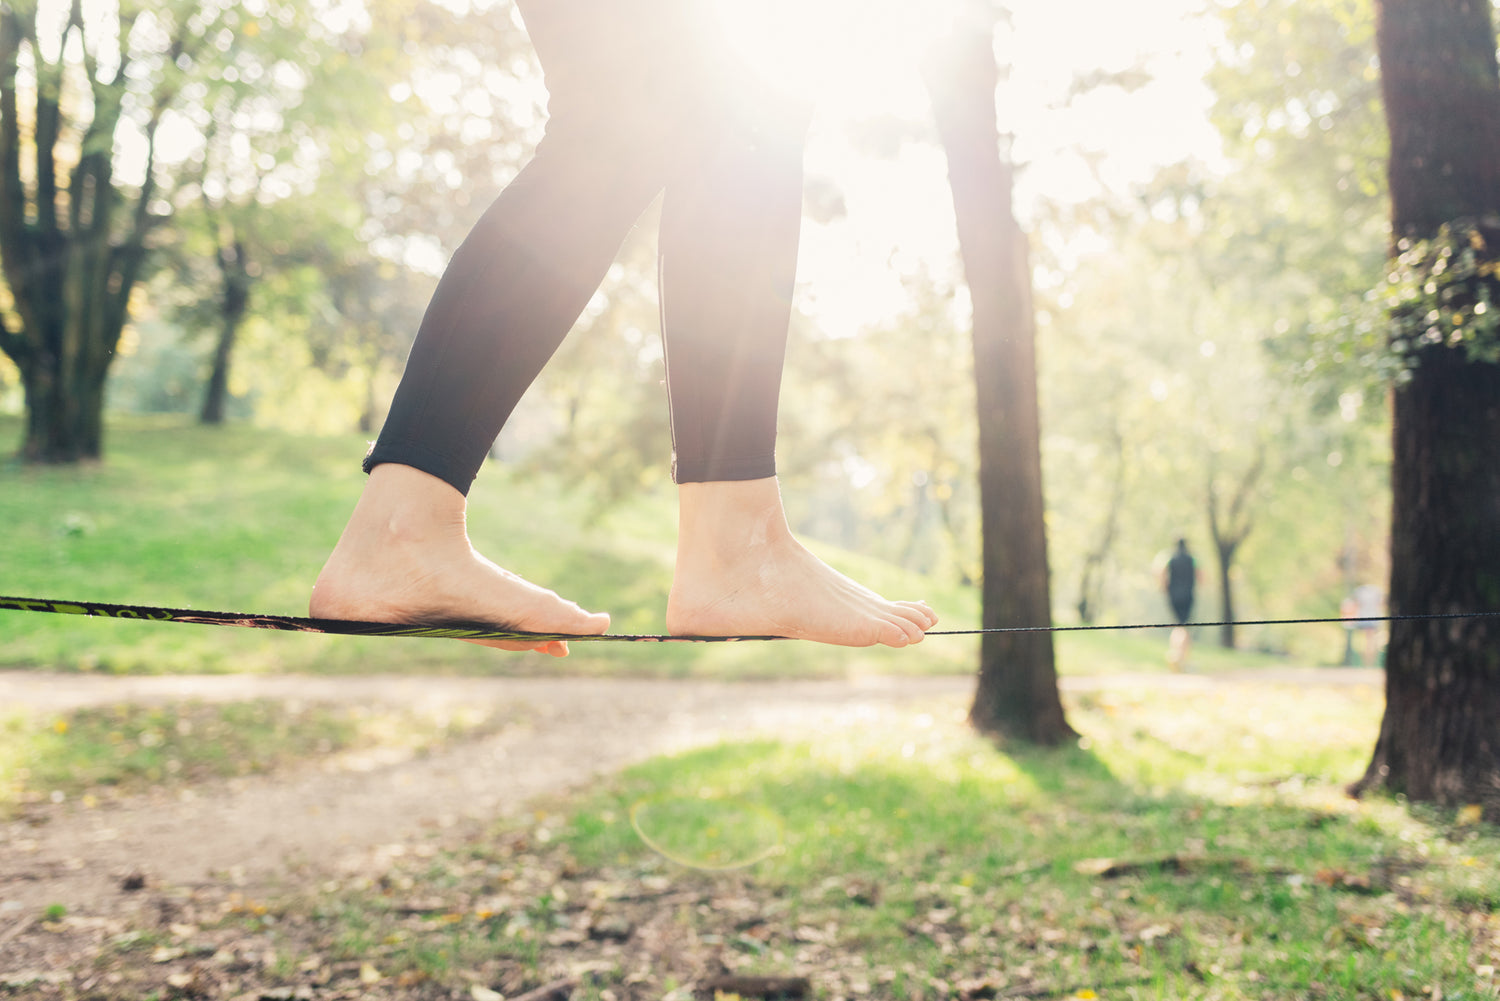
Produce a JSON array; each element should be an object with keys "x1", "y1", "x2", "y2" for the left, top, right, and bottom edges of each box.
[{"x1": 363, "y1": 0, "x2": 810, "y2": 494}]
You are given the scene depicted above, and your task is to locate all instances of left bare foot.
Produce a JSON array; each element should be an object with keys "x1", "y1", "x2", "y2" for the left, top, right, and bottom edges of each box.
[{"x1": 666, "y1": 478, "x2": 937, "y2": 646}]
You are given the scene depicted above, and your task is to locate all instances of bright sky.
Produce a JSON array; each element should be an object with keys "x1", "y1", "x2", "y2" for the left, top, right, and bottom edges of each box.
[{"x1": 736, "y1": 0, "x2": 1228, "y2": 337}]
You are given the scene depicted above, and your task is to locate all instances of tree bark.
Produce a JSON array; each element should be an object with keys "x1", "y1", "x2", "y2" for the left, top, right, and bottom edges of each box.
[
  {"x1": 1206, "y1": 447, "x2": 1263, "y2": 650},
  {"x1": 926, "y1": 21, "x2": 1074, "y2": 745},
  {"x1": 0, "y1": 4, "x2": 169, "y2": 462},
  {"x1": 1351, "y1": 0, "x2": 1500, "y2": 817},
  {"x1": 1075, "y1": 422, "x2": 1124, "y2": 625},
  {"x1": 200, "y1": 237, "x2": 252, "y2": 425}
]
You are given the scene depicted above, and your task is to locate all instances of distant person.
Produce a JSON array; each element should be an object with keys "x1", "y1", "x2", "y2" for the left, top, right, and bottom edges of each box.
[
  {"x1": 1162, "y1": 539, "x2": 1198, "y2": 671},
  {"x1": 1343, "y1": 584, "x2": 1384, "y2": 667},
  {"x1": 310, "y1": 0, "x2": 937, "y2": 655}
]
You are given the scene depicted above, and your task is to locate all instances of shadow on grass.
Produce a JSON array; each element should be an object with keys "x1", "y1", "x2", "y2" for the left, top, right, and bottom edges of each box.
[{"x1": 545, "y1": 717, "x2": 1497, "y2": 997}]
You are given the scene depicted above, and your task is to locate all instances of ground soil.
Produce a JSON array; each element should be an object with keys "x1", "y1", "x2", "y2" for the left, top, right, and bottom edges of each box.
[{"x1": 0, "y1": 667, "x2": 1381, "y2": 997}]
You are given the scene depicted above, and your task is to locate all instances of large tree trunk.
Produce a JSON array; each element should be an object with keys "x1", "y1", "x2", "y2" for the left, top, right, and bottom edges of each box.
[
  {"x1": 926, "y1": 21, "x2": 1074, "y2": 745},
  {"x1": 19, "y1": 353, "x2": 107, "y2": 462},
  {"x1": 0, "y1": 5, "x2": 161, "y2": 463},
  {"x1": 1351, "y1": 0, "x2": 1500, "y2": 817}
]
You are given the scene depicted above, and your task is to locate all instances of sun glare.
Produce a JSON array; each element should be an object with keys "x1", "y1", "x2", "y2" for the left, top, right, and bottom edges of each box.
[
  {"x1": 702, "y1": 0, "x2": 1225, "y2": 339},
  {"x1": 710, "y1": 0, "x2": 963, "y2": 121}
]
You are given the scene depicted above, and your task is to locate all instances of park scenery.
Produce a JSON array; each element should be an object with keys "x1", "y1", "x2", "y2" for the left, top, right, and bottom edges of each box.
[{"x1": 1, "y1": 0, "x2": 1498, "y2": 999}]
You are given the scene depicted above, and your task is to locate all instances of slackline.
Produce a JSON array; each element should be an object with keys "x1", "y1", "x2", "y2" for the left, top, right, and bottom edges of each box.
[{"x1": 2, "y1": 594, "x2": 1498, "y2": 644}]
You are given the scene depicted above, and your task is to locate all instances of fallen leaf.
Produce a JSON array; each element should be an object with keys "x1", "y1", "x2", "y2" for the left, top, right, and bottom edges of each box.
[
  {"x1": 699, "y1": 975, "x2": 810, "y2": 999},
  {"x1": 359, "y1": 962, "x2": 381, "y2": 984},
  {"x1": 470, "y1": 986, "x2": 504, "y2": 1001}
]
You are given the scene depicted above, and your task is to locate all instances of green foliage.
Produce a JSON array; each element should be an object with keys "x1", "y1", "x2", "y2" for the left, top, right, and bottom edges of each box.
[
  {"x1": 1383, "y1": 219, "x2": 1500, "y2": 369},
  {"x1": 1014, "y1": 0, "x2": 1401, "y2": 649},
  {"x1": 1032, "y1": 158, "x2": 1390, "y2": 656},
  {"x1": 780, "y1": 275, "x2": 979, "y2": 584},
  {"x1": 1205, "y1": 0, "x2": 1391, "y2": 398}
]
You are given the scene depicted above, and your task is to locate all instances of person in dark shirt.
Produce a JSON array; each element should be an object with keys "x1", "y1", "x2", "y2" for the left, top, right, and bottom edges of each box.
[
  {"x1": 309, "y1": 0, "x2": 937, "y2": 655},
  {"x1": 1163, "y1": 538, "x2": 1198, "y2": 670}
]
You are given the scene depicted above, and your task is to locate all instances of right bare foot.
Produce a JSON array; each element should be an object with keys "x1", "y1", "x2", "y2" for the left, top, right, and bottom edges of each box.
[
  {"x1": 310, "y1": 464, "x2": 610, "y2": 657},
  {"x1": 666, "y1": 478, "x2": 937, "y2": 646}
]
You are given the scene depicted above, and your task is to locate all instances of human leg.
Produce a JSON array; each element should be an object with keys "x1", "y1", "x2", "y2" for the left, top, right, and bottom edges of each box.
[
  {"x1": 1167, "y1": 595, "x2": 1193, "y2": 670},
  {"x1": 313, "y1": 0, "x2": 696, "y2": 649},
  {"x1": 655, "y1": 52, "x2": 935, "y2": 646}
]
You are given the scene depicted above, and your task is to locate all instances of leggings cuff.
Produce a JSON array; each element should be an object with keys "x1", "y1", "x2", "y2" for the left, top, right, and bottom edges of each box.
[
  {"x1": 363, "y1": 440, "x2": 480, "y2": 497},
  {"x1": 672, "y1": 452, "x2": 776, "y2": 484}
]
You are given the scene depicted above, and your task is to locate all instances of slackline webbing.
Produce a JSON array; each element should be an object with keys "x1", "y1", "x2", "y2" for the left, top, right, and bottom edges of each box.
[{"x1": 2, "y1": 594, "x2": 1498, "y2": 644}]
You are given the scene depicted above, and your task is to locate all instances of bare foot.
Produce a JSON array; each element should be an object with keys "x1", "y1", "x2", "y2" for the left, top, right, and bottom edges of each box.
[
  {"x1": 310, "y1": 464, "x2": 610, "y2": 657},
  {"x1": 666, "y1": 478, "x2": 937, "y2": 646}
]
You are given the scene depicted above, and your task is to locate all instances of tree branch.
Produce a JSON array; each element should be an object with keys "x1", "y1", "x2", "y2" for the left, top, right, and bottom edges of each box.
[
  {"x1": 0, "y1": 8, "x2": 29, "y2": 247},
  {"x1": 0, "y1": 296, "x2": 21, "y2": 366},
  {"x1": 32, "y1": 3, "x2": 72, "y2": 241},
  {"x1": 0, "y1": 5, "x2": 39, "y2": 347},
  {"x1": 68, "y1": 0, "x2": 96, "y2": 83}
]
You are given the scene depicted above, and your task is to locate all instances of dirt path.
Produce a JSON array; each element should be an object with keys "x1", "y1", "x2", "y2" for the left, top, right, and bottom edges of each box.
[
  {"x1": 0, "y1": 668, "x2": 1381, "y2": 918},
  {"x1": 0, "y1": 674, "x2": 977, "y2": 916}
]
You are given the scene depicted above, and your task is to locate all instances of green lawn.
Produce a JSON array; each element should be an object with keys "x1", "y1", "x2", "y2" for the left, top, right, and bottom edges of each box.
[
  {"x1": 1, "y1": 414, "x2": 1287, "y2": 679},
  {"x1": 0, "y1": 415, "x2": 979, "y2": 677}
]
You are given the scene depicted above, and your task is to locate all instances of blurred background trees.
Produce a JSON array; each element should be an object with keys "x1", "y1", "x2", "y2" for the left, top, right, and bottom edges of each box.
[{"x1": 2, "y1": 0, "x2": 1495, "y2": 781}]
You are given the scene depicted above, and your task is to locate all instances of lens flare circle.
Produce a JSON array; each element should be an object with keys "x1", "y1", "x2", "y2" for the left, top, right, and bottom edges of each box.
[{"x1": 629, "y1": 795, "x2": 786, "y2": 871}]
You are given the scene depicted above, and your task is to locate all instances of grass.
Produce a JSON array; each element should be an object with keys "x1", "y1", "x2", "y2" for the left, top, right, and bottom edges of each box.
[
  {"x1": 0, "y1": 414, "x2": 983, "y2": 678},
  {"x1": 0, "y1": 697, "x2": 508, "y2": 815},
  {"x1": 34, "y1": 676, "x2": 1490, "y2": 1001},
  {"x1": 0, "y1": 414, "x2": 1312, "y2": 680}
]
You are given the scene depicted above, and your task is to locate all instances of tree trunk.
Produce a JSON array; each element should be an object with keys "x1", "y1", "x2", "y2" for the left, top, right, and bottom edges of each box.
[
  {"x1": 1075, "y1": 423, "x2": 1124, "y2": 625},
  {"x1": 0, "y1": 5, "x2": 161, "y2": 464},
  {"x1": 19, "y1": 356, "x2": 104, "y2": 462},
  {"x1": 1206, "y1": 447, "x2": 1262, "y2": 650},
  {"x1": 1357, "y1": 351, "x2": 1500, "y2": 810},
  {"x1": 926, "y1": 21, "x2": 1074, "y2": 745},
  {"x1": 200, "y1": 238, "x2": 251, "y2": 425},
  {"x1": 199, "y1": 322, "x2": 237, "y2": 425},
  {"x1": 1213, "y1": 539, "x2": 1238, "y2": 648},
  {"x1": 13, "y1": 277, "x2": 114, "y2": 462},
  {"x1": 1351, "y1": 0, "x2": 1500, "y2": 817}
]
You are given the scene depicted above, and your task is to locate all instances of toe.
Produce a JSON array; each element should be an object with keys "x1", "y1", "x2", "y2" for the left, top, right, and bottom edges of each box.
[
  {"x1": 875, "y1": 617, "x2": 913, "y2": 648},
  {"x1": 897, "y1": 601, "x2": 938, "y2": 628}
]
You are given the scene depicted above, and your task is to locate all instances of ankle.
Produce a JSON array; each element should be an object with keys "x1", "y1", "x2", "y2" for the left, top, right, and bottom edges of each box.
[
  {"x1": 676, "y1": 478, "x2": 791, "y2": 559},
  {"x1": 356, "y1": 464, "x2": 469, "y2": 546}
]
